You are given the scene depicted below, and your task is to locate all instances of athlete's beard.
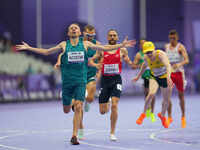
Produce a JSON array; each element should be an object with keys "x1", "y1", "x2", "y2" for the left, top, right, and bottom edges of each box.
[
  {"x1": 171, "y1": 41, "x2": 178, "y2": 47},
  {"x1": 108, "y1": 40, "x2": 117, "y2": 45}
]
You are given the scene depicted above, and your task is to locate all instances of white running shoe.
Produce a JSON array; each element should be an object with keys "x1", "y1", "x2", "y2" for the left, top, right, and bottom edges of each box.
[{"x1": 110, "y1": 134, "x2": 117, "y2": 141}]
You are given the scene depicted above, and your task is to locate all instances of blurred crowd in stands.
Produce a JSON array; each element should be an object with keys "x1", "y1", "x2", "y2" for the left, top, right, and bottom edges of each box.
[
  {"x1": 0, "y1": 23, "x2": 62, "y2": 101},
  {"x1": 0, "y1": 66, "x2": 61, "y2": 101}
]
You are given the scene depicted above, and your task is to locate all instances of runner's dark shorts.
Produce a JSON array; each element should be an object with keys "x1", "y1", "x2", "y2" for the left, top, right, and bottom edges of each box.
[
  {"x1": 99, "y1": 75, "x2": 122, "y2": 104},
  {"x1": 143, "y1": 78, "x2": 149, "y2": 88},
  {"x1": 152, "y1": 75, "x2": 168, "y2": 88}
]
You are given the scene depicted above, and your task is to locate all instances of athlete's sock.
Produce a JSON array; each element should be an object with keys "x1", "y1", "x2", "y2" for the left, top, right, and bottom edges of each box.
[
  {"x1": 150, "y1": 112, "x2": 156, "y2": 123},
  {"x1": 181, "y1": 117, "x2": 186, "y2": 128},
  {"x1": 84, "y1": 90, "x2": 90, "y2": 112},
  {"x1": 168, "y1": 117, "x2": 173, "y2": 125},
  {"x1": 146, "y1": 109, "x2": 151, "y2": 118}
]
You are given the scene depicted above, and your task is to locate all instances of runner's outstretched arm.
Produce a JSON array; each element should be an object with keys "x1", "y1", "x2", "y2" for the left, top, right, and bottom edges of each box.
[{"x1": 16, "y1": 41, "x2": 64, "y2": 55}]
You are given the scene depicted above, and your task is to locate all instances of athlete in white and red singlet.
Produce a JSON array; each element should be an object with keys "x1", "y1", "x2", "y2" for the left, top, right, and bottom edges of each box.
[
  {"x1": 89, "y1": 29, "x2": 133, "y2": 141},
  {"x1": 165, "y1": 29, "x2": 189, "y2": 128}
]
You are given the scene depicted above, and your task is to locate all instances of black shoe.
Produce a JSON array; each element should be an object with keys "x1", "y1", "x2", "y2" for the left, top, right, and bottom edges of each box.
[
  {"x1": 70, "y1": 136, "x2": 80, "y2": 145},
  {"x1": 72, "y1": 105, "x2": 74, "y2": 112}
]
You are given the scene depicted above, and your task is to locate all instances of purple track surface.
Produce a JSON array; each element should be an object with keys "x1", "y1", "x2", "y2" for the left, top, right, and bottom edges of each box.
[{"x1": 0, "y1": 95, "x2": 200, "y2": 150}]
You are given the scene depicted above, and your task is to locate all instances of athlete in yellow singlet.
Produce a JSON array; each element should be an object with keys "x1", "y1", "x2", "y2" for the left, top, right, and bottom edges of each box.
[
  {"x1": 133, "y1": 41, "x2": 173, "y2": 128},
  {"x1": 132, "y1": 39, "x2": 156, "y2": 122}
]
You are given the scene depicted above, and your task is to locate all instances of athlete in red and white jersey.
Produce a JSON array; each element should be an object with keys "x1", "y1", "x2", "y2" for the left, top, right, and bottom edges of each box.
[
  {"x1": 165, "y1": 29, "x2": 189, "y2": 128},
  {"x1": 89, "y1": 29, "x2": 134, "y2": 141},
  {"x1": 102, "y1": 48, "x2": 122, "y2": 75}
]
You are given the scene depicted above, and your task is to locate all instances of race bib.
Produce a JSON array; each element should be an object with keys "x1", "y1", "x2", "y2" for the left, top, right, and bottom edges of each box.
[
  {"x1": 68, "y1": 51, "x2": 84, "y2": 63},
  {"x1": 104, "y1": 64, "x2": 119, "y2": 74},
  {"x1": 153, "y1": 67, "x2": 166, "y2": 77}
]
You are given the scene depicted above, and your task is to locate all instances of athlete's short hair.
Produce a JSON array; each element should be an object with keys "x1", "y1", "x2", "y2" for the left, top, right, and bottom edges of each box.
[
  {"x1": 169, "y1": 29, "x2": 178, "y2": 36},
  {"x1": 68, "y1": 23, "x2": 80, "y2": 30},
  {"x1": 84, "y1": 25, "x2": 95, "y2": 31},
  {"x1": 107, "y1": 29, "x2": 118, "y2": 35}
]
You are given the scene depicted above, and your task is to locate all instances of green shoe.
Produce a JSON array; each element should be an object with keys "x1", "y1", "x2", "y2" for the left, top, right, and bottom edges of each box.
[
  {"x1": 78, "y1": 129, "x2": 84, "y2": 140},
  {"x1": 146, "y1": 109, "x2": 151, "y2": 118},
  {"x1": 150, "y1": 113, "x2": 156, "y2": 123}
]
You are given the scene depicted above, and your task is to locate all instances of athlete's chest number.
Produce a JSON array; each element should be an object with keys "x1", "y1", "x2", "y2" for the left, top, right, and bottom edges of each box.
[
  {"x1": 68, "y1": 51, "x2": 84, "y2": 63},
  {"x1": 104, "y1": 64, "x2": 119, "y2": 74}
]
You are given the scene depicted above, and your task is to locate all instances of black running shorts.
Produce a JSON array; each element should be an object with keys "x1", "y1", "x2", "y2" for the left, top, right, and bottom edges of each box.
[
  {"x1": 143, "y1": 78, "x2": 149, "y2": 88},
  {"x1": 99, "y1": 75, "x2": 122, "y2": 104}
]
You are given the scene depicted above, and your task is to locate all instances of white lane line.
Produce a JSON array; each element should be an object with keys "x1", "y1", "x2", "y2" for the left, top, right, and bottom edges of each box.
[
  {"x1": 80, "y1": 128, "x2": 161, "y2": 150},
  {"x1": 0, "y1": 129, "x2": 72, "y2": 135},
  {"x1": 80, "y1": 129, "x2": 141, "y2": 150},
  {"x1": 149, "y1": 128, "x2": 192, "y2": 146},
  {"x1": 128, "y1": 128, "x2": 160, "y2": 132},
  {"x1": 0, "y1": 132, "x2": 28, "y2": 150},
  {"x1": 0, "y1": 144, "x2": 28, "y2": 150},
  {"x1": 80, "y1": 141, "x2": 140, "y2": 150},
  {"x1": 0, "y1": 130, "x2": 21, "y2": 133},
  {"x1": 0, "y1": 132, "x2": 27, "y2": 140},
  {"x1": 28, "y1": 129, "x2": 71, "y2": 134},
  {"x1": 0, "y1": 129, "x2": 72, "y2": 150}
]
